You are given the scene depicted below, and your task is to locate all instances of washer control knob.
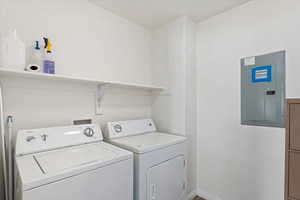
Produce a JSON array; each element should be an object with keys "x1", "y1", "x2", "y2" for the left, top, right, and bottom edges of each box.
[
  {"x1": 26, "y1": 136, "x2": 36, "y2": 142},
  {"x1": 41, "y1": 134, "x2": 48, "y2": 142},
  {"x1": 84, "y1": 127, "x2": 95, "y2": 137}
]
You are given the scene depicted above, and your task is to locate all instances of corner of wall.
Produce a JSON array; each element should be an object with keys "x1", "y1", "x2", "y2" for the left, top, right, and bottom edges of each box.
[
  {"x1": 151, "y1": 15, "x2": 198, "y2": 197},
  {"x1": 187, "y1": 189, "x2": 198, "y2": 200},
  {"x1": 197, "y1": 188, "x2": 223, "y2": 200}
]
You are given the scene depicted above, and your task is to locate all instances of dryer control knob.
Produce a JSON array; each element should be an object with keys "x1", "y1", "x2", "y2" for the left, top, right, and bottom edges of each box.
[
  {"x1": 84, "y1": 127, "x2": 95, "y2": 137},
  {"x1": 113, "y1": 124, "x2": 122, "y2": 133}
]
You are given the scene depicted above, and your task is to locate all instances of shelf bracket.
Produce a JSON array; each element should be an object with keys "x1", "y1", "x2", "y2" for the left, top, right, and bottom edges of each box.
[{"x1": 95, "y1": 84, "x2": 108, "y2": 115}]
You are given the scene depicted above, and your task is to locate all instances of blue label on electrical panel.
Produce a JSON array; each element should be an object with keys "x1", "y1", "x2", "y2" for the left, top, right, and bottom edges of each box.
[{"x1": 252, "y1": 65, "x2": 272, "y2": 83}]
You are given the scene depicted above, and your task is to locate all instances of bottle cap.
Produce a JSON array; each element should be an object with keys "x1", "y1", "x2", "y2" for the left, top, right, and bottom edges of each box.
[{"x1": 35, "y1": 41, "x2": 40, "y2": 50}]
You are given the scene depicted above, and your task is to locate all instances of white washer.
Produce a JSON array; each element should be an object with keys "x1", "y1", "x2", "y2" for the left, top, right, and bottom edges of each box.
[
  {"x1": 103, "y1": 119, "x2": 187, "y2": 200},
  {"x1": 14, "y1": 124, "x2": 133, "y2": 200}
]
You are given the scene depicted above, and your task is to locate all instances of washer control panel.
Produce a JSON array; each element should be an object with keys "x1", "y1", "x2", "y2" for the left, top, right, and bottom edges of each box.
[{"x1": 16, "y1": 124, "x2": 102, "y2": 156}]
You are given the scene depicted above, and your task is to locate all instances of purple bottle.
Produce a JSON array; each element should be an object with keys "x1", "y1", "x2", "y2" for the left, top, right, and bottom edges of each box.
[{"x1": 43, "y1": 37, "x2": 55, "y2": 74}]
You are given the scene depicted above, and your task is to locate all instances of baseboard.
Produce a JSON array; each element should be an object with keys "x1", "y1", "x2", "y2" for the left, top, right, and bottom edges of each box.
[
  {"x1": 187, "y1": 190, "x2": 198, "y2": 200},
  {"x1": 197, "y1": 188, "x2": 222, "y2": 200}
]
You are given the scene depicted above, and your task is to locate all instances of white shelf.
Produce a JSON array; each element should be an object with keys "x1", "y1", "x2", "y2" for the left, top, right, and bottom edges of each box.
[{"x1": 0, "y1": 68, "x2": 164, "y2": 91}]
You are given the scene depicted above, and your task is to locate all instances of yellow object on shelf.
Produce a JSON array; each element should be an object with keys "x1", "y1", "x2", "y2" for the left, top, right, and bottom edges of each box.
[{"x1": 46, "y1": 40, "x2": 52, "y2": 53}]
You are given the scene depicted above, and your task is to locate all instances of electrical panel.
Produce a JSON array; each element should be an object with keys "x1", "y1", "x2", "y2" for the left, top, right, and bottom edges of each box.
[{"x1": 241, "y1": 51, "x2": 286, "y2": 128}]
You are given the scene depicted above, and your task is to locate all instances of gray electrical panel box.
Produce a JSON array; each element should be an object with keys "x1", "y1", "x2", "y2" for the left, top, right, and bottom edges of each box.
[{"x1": 241, "y1": 51, "x2": 285, "y2": 128}]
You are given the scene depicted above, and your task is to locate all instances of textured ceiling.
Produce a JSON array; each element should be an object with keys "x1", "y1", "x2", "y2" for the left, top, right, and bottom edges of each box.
[{"x1": 90, "y1": 0, "x2": 251, "y2": 28}]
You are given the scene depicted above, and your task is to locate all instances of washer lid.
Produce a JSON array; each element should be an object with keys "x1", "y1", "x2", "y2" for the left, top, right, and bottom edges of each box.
[
  {"x1": 34, "y1": 143, "x2": 117, "y2": 174},
  {"x1": 109, "y1": 132, "x2": 186, "y2": 154},
  {"x1": 16, "y1": 142, "x2": 133, "y2": 191}
]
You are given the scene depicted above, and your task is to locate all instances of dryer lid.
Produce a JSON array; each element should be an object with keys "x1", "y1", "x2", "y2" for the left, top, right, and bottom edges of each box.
[{"x1": 109, "y1": 132, "x2": 186, "y2": 154}]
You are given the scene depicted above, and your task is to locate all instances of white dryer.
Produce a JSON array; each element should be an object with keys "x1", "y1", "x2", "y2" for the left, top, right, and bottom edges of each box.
[
  {"x1": 103, "y1": 119, "x2": 186, "y2": 200},
  {"x1": 14, "y1": 124, "x2": 133, "y2": 200}
]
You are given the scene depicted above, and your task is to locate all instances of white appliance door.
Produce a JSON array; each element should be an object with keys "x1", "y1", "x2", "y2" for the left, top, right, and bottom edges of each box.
[{"x1": 147, "y1": 156, "x2": 185, "y2": 200}]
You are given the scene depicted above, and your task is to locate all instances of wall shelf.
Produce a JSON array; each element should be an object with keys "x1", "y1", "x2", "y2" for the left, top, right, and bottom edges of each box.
[{"x1": 0, "y1": 68, "x2": 164, "y2": 91}]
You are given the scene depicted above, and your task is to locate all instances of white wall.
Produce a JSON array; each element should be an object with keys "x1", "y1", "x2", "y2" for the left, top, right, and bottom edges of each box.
[
  {"x1": 151, "y1": 16, "x2": 197, "y2": 198},
  {"x1": 0, "y1": 0, "x2": 152, "y2": 85},
  {"x1": 0, "y1": 0, "x2": 154, "y2": 199},
  {"x1": 196, "y1": 0, "x2": 300, "y2": 199},
  {"x1": 0, "y1": 77, "x2": 152, "y2": 130},
  {"x1": 184, "y1": 18, "x2": 197, "y2": 199},
  {"x1": 152, "y1": 17, "x2": 186, "y2": 134}
]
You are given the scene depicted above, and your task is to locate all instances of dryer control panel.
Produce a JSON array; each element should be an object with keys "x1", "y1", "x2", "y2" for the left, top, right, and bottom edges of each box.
[
  {"x1": 104, "y1": 119, "x2": 156, "y2": 139},
  {"x1": 15, "y1": 124, "x2": 102, "y2": 156}
]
